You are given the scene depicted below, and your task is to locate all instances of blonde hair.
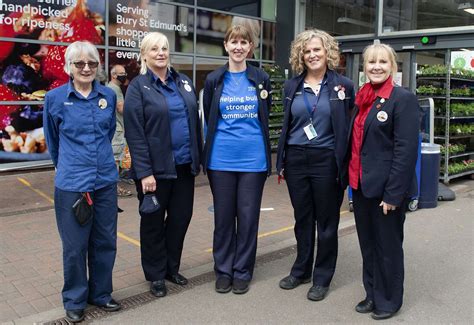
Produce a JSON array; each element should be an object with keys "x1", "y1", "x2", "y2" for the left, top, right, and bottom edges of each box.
[
  {"x1": 362, "y1": 43, "x2": 398, "y2": 78},
  {"x1": 139, "y1": 32, "x2": 170, "y2": 75},
  {"x1": 289, "y1": 29, "x2": 340, "y2": 74}
]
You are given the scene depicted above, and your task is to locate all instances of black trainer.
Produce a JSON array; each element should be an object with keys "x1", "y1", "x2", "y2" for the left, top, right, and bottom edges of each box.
[
  {"x1": 232, "y1": 278, "x2": 250, "y2": 294},
  {"x1": 307, "y1": 285, "x2": 329, "y2": 301},
  {"x1": 279, "y1": 275, "x2": 311, "y2": 290},
  {"x1": 215, "y1": 276, "x2": 232, "y2": 293}
]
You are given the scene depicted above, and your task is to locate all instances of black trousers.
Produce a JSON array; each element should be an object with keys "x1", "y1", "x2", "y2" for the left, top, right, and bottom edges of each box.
[
  {"x1": 207, "y1": 170, "x2": 267, "y2": 281},
  {"x1": 136, "y1": 164, "x2": 195, "y2": 281},
  {"x1": 284, "y1": 146, "x2": 342, "y2": 287},
  {"x1": 352, "y1": 189, "x2": 406, "y2": 313}
]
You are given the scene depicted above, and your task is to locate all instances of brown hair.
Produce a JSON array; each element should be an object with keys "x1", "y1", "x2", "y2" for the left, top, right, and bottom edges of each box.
[{"x1": 224, "y1": 25, "x2": 253, "y2": 46}]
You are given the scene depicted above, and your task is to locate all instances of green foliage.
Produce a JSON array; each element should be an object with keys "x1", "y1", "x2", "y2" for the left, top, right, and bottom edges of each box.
[
  {"x1": 416, "y1": 85, "x2": 444, "y2": 95},
  {"x1": 440, "y1": 143, "x2": 467, "y2": 155},
  {"x1": 450, "y1": 103, "x2": 474, "y2": 116},
  {"x1": 418, "y1": 64, "x2": 447, "y2": 76}
]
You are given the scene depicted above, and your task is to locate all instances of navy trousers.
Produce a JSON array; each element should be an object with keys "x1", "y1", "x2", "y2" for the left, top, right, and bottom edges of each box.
[
  {"x1": 284, "y1": 146, "x2": 343, "y2": 286},
  {"x1": 207, "y1": 170, "x2": 267, "y2": 281},
  {"x1": 352, "y1": 189, "x2": 406, "y2": 313},
  {"x1": 54, "y1": 184, "x2": 117, "y2": 310},
  {"x1": 136, "y1": 164, "x2": 195, "y2": 281}
]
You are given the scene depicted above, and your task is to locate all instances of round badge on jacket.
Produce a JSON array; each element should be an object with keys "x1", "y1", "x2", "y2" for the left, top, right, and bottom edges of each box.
[
  {"x1": 184, "y1": 84, "x2": 192, "y2": 92},
  {"x1": 260, "y1": 89, "x2": 268, "y2": 99},
  {"x1": 98, "y1": 98, "x2": 107, "y2": 109},
  {"x1": 377, "y1": 111, "x2": 388, "y2": 122}
]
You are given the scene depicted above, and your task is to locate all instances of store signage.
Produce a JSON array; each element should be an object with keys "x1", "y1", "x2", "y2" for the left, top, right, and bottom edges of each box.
[{"x1": 451, "y1": 50, "x2": 474, "y2": 71}]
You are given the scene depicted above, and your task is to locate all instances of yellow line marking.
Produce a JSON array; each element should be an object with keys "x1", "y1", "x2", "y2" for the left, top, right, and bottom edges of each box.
[
  {"x1": 118, "y1": 232, "x2": 141, "y2": 247},
  {"x1": 204, "y1": 209, "x2": 352, "y2": 253},
  {"x1": 17, "y1": 177, "x2": 141, "y2": 248},
  {"x1": 17, "y1": 177, "x2": 54, "y2": 204}
]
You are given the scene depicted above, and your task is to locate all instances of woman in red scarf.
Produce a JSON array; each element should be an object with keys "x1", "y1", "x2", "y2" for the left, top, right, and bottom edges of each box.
[{"x1": 348, "y1": 44, "x2": 419, "y2": 320}]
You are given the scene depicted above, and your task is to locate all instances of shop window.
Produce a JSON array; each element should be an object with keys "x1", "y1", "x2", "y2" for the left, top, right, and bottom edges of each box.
[
  {"x1": 109, "y1": 0, "x2": 193, "y2": 53},
  {"x1": 262, "y1": 21, "x2": 276, "y2": 61},
  {"x1": 197, "y1": 0, "x2": 261, "y2": 18},
  {"x1": 383, "y1": 0, "x2": 474, "y2": 32},
  {"x1": 305, "y1": 0, "x2": 376, "y2": 36},
  {"x1": 0, "y1": 0, "x2": 106, "y2": 45},
  {"x1": 0, "y1": 104, "x2": 49, "y2": 163},
  {"x1": 194, "y1": 10, "x2": 261, "y2": 59}
]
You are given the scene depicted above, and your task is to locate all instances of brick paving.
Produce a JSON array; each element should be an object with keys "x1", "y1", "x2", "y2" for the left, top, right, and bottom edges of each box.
[{"x1": 0, "y1": 166, "x2": 354, "y2": 323}]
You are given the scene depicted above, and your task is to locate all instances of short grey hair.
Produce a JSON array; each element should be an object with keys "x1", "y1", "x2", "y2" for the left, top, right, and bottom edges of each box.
[
  {"x1": 63, "y1": 41, "x2": 103, "y2": 77},
  {"x1": 139, "y1": 32, "x2": 170, "y2": 75}
]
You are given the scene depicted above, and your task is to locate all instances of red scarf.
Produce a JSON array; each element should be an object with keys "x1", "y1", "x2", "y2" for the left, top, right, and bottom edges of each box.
[{"x1": 349, "y1": 76, "x2": 394, "y2": 189}]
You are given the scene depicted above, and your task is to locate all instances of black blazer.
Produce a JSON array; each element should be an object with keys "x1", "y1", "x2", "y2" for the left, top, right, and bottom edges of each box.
[
  {"x1": 202, "y1": 63, "x2": 272, "y2": 175},
  {"x1": 348, "y1": 86, "x2": 419, "y2": 207},
  {"x1": 123, "y1": 68, "x2": 202, "y2": 180},
  {"x1": 276, "y1": 69, "x2": 355, "y2": 187}
]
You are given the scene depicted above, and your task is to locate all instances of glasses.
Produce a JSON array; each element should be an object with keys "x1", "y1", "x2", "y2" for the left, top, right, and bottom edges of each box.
[{"x1": 72, "y1": 61, "x2": 99, "y2": 69}]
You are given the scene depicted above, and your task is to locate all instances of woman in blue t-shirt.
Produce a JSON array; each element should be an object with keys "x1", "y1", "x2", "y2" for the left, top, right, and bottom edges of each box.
[{"x1": 202, "y1": 25, "x2": 272, "y2": 295}]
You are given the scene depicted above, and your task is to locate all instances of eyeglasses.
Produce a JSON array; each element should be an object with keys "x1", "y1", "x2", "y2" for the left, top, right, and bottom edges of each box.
[{"x1": 72, "y1": 61, "x2": 99, "y2": 69}]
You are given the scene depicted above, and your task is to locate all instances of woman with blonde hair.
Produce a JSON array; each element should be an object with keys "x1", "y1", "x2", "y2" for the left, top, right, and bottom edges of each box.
[
  {"x1": 348, "y1": 43, "x2": 418, "y2": 320},
  {"x1": 276, "y1": 29, "x2": 354, "y2": 301},
  {"x1": 124, "y1": 32, "x2": 202, "y2": 298}
]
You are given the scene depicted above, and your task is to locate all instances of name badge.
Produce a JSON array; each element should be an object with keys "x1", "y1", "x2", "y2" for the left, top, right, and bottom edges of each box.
[
  {"x1": 303, "y1": 123, "x2": 317, "y2": 140},
  {"x1": 377, "y1": 111, "x2": 388, "y2": 122}
]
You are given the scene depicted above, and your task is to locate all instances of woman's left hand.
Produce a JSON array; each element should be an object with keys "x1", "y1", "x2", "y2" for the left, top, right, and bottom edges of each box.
[{"x1": 379, "y1": 201, "x2": 396, "y2": 215}]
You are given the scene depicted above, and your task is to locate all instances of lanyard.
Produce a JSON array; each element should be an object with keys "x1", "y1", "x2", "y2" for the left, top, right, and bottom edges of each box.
[{"x1": 302, "y1": 83, "x2": 323, "y2": 123}]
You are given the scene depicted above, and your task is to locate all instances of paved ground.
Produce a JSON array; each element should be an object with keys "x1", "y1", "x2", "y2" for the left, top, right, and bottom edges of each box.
[
  {"x1": 0, "y1": 164, "x2": 472, "y2": 324},
  {"x1": 0, "y1": 159, "x2": 354, "y2": 324},
  {"x1": 92, "y1": 181, "x2": 474, "y2": 324}
]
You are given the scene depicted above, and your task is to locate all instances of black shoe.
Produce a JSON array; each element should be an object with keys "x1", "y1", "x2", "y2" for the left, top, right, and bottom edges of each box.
[
  {"x1": 150, "y1": 280, "x2": 167, "y2": 297},
  {"x1": 355, "y1": 299, "x2": 374, "y2": 313},
  {"x1": 94, "y1": 298, "x2": 121, "y2": 312},
  {"x1": 279, "y1": 275, "x2": 311, "y2": 290},
  {"x1": 215, "y1": 276, "x2": 232, "y2": 293},
  {"x1": 118, "y1": 207, "x2": 124, "y2": 213},
  {"x1": 65, "y1": 309, "x2": 84, "y2": 323},
  {"x1": 371, "y1": 310, "x2": 396, "y2": 320},
  {"x1": 165, "y1": 273, "x2": 188, "y2": 286},
  {"x1": 307, "y1": 285, "x2": 329, "y2": 301},
  {"x1": 232, "y1": 278, "x2": 250, "y2": 294}
]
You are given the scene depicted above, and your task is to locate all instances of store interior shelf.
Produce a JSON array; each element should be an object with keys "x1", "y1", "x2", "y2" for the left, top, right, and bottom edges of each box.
[
  {"x1": 439, "y1": 169, "x2": 474, "y2": 181},
  {"x1": 269, "y1": 111, "x2": 284, "y2": 117},
  {"x1": 442, "y1": 151, "x2": 474, "y2": 159},
  {"x1": 450, "y1": 97, "x2": 474, "y2": 101}
]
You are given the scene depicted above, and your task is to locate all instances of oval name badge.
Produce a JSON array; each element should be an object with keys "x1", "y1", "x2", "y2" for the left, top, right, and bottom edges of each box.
[
  {"x1": 377, "y1": 111, "x2": 388, "y2": 122},
  {"x1": 337, "y1": 90, "x2": 345, "y2": 100},
  {"x1": 98, "y1": 98, "x2": 107, "y2": 109}
]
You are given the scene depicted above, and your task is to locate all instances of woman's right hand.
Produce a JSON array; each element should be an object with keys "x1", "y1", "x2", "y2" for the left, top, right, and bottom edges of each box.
[{"x1": 141, "y1": 175, "x2": 156, "y2": 193}]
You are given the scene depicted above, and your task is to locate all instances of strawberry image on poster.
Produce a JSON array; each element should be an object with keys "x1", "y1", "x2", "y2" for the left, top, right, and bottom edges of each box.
[
  {"x1": 0, "y1": 13, "x2": 20, "y2": 62},
  {"x1": 41, "y1": 0, "x2": 103, "y2": 89},
  {"x1": 0, "y1": 85, "x2": 21, "y2": 129}
]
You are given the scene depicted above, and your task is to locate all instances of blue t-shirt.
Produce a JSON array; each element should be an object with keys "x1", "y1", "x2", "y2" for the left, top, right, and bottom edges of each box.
[{"x1": 208, "y1": 71, "x2": 267, "y2": 172}]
